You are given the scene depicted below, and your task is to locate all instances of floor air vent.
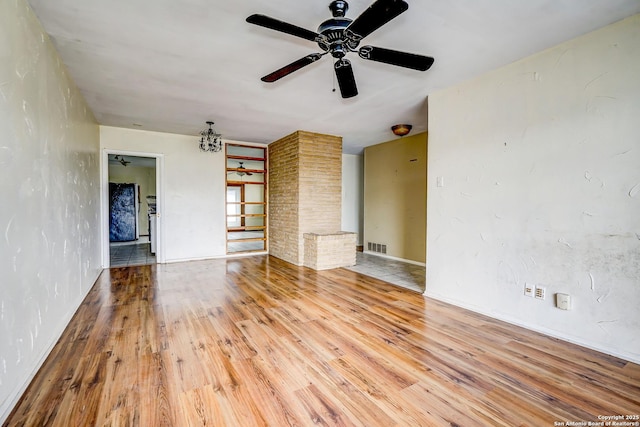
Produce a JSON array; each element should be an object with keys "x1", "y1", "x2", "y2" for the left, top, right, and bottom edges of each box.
[{"x1": 367, "y1": 242, "x2": 387, "y2": 254}]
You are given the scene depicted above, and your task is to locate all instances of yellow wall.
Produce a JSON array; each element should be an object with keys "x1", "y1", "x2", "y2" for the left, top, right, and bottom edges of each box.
[{"x1": 364, "y1": 132, "x2": 427, "y2": 263}]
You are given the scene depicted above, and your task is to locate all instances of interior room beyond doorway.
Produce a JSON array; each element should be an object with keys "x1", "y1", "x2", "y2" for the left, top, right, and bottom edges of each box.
[{"x1": 108, "y1": 154, "x2": 157, "y2": 267}]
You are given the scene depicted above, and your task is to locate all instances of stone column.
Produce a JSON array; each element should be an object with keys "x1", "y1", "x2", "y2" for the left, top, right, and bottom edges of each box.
[{"x1": 268, "y1": 131, "x2": 342, "y2": 266}]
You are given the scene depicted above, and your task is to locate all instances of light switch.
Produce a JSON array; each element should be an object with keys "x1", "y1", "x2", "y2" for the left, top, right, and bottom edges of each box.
[
  {"x1": 436, "y1": 176, "x2": 444, "y2": 187},
  {"x1": 556, "y1": 293, "x2": 571, "y2": 310}
]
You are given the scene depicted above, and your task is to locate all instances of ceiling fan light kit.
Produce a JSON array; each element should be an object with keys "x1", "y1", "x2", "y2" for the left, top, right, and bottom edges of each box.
[
  {"x1": 247, "y1": 0, "x2": 434, "y2": 99},
  {"x1": 391, "y1": 124, "x2": 412, "y2": 136}
]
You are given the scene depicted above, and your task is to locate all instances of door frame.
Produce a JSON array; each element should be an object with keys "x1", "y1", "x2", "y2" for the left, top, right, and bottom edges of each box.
[{"x1": 101, "y1": 149, "x2": 165, "y2": 267}]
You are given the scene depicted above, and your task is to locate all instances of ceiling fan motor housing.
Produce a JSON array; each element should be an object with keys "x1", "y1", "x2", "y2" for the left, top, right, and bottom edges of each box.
[{"x1": 317, "y1": 19, "x2": 358, "y2": 57}]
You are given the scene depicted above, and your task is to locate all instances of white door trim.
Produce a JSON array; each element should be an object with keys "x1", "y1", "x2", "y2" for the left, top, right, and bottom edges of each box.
[{"x1": 101, "y1": 149, "x2": 165, "y2": 267}]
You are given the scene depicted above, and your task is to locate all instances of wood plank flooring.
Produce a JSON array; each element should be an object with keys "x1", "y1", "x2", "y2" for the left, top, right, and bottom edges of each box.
[{"x1": 5, "y1": 255, "x2": 640, "y2": 426}]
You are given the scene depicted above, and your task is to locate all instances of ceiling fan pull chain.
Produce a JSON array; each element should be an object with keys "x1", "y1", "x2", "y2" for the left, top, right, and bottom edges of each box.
[{"x1": 332, "y1": 60, "x2": 337, "y2": 92}]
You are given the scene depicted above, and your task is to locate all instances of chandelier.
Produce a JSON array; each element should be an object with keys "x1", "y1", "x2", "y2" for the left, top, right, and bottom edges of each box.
[{"x1": 199, "y1": 121, "x2": 222, "y2": 152}]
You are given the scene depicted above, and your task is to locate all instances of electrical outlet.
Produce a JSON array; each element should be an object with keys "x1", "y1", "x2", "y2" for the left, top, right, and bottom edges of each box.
[
  {"x1": 524, "y1": 283, "x2": 534, "y2": 297},
  {"x1": 535, "y1": 286, "x2": 546, "y2": 300}
]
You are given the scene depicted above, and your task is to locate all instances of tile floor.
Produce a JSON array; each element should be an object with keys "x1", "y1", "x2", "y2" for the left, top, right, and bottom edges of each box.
[
  {"x1": 345, "y1": 252, "x2": 426, "y2": 293},
  {"x1": 109, "y1": 237, "x2": 156, "y2": 267}
]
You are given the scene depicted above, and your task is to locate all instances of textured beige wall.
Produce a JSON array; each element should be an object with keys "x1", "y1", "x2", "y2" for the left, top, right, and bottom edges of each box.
[
  {"x1": 269, "y1": 131, "x2": 342, "y2": 265},
  {"x1": 364, "y1": 132, "x2": 427, "y2": 263},
  {"x1": 100, "y1": 126, "x2": 227, "y2": 261},
  {"x1": 427, "y1": 15, "x2": 640, "y2": 362},
  {"x1": 0, "y1": 0, "x2": 101, "y2": 420}
]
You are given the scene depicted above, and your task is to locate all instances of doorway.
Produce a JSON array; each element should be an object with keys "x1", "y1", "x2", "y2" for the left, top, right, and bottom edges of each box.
[{"x1": 102, "y1": 150, "x2": 163, "y2": 268}]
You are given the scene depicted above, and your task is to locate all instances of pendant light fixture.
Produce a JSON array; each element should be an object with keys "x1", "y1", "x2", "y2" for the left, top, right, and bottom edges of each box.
[
  {"x1": 391, "y1": 124, "x2": 412, "y2": 137},
  {"x1": 199, "y1": 121, "x2": 223, "y2": 152}
]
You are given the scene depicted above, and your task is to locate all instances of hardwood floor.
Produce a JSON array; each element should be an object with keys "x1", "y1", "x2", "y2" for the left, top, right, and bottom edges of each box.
[{"x1": 5, "y1": 255, "x2": 640, "y2": 426}]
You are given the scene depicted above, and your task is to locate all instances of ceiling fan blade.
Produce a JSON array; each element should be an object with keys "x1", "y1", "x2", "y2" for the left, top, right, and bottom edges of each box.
[
  {"x1": 261, "y1": 53, "x2": 324, "y2": 82},
  {"x1": 345, "y1": 0, "x2": 408, "y2": 42},
  {"x1": 358, "y1": 45, "x2": 434, "y2": 71},
  {"x1": 334, "y1": 59, "x2": 358, "y2": 98},
  {"x1": 247, "y1": 14, "x2": 322, "y2": 43}
]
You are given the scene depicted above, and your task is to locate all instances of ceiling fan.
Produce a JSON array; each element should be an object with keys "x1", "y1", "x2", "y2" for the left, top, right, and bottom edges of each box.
[
  {"x1": 227, "y1": 162, "x2": 254, "y2": 177},
  {"x1": 246, "y1": 0, "x2": 434, "y2": 98},
  {"x1": 113, "y1": 155, "x2": 130, "y2": 167},
  {"x1": 236, "y1": 162, "x2": 253, "y2": 176}
]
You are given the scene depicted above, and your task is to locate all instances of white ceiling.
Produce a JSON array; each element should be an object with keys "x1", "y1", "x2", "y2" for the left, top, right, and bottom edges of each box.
[{"x1": 27, "y1": 0, "x2": 640, "y2": 154}]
